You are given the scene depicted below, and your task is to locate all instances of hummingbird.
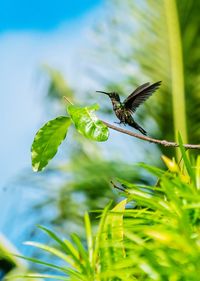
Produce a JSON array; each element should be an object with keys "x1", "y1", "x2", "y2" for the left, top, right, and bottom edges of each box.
[{"x1": 96, "y1": 81, "x2": 161, "y2": 135}]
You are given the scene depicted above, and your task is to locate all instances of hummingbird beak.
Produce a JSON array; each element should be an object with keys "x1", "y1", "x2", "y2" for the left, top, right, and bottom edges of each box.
[{"x1": 96, "y1": 90, "x2": 110, "y2": 96}]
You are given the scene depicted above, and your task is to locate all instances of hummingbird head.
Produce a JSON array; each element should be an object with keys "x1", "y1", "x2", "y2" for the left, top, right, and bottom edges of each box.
[{"x1": 96, "y1": 91, "x2": 120, "y2": 101}]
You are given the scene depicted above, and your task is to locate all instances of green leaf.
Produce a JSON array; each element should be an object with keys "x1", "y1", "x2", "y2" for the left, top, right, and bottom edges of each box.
[
  {"x1": 93, "y1": 202, "x2": 112, "y2": 267},
  {"x1": 84, "y1": 213, "x2": 93, "y2": 264},
  {"x1": 196, "y1": 156, "x2": 200, "y2": 190},
  {"x1": 6, "y1": 273, "x2": 69, "y2": 280},
  {"x1": 109, "y1": 199, "x2": 127, "y2": 242},
  {"x1": 37, "y1": 226, "x2": 86, "y2": 273},
  {"x1": 67, "y1": 104, "x2": 109, "y2": 142},
  {"x1": 13, "y1": 254, "x2": 70, "y2": 275},
  {"x1": 70, "y1": 234, "x2": 92, "y2": 274},
  {"x1": 24, "y1": 241, "x2": 73, "y2": 265},
  {"x1": 31, "y1": 116, "x2": 71, "y2": 172},
  {"x1": 104, "y1": 200, "x2": 127, "y2": 267}
]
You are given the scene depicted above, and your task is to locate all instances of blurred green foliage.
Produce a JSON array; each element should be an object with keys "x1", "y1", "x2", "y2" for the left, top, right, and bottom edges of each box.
[
  {"x1": 0, "y1": 234, "x2": 43, "y2": 281},
  {"x1": 90, "y1": 0, "x2": 200, "y2": 153},
  {"x1": 20, "y1": 0, "x2": 200, "y2": 264},
  {"x1": 29, "y1": 146, "x2": 148, "y2": 237},
  {"x1": 15, "y1": 150, "x2": 200, "y2": 280},
  {"x1": 43, "y1": 65, "x2": 74, "y2": 101},
  {"x1": 10, "y1": 1, "x2": 200, "y2": 279}
]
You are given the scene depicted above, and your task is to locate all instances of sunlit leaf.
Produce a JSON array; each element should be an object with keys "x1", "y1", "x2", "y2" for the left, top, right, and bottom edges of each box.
[
  {"x1": 161, "y1": 155, "x2": 179, "y2": 173},
  {"x1": 13, "y1": 254, "x2": 69, "y2": 275},
  {"x1": 37, "y1": 226, "x2": 84, "y2": 271},
  {"x1": 103, "y1": 199, "x2": 127, "y2": 270},
  {"x1": 109, "y1": 199, "x2": 127, "y2": 243},
  {"x1": 31, "y1": 117, "x2": 71, "y2": 172},
  {"x1": 67, "y1": 104, "x2": 109, "y2": 142},
  {"x1": 93, "y1": 202, "x2": 112, "y2": 267},
  {"x1": 24, "y1": 241, "x2": 73, "y2": 265},
  {"x1": 6, "y1": 273, "x2": 69, "y2": 280},
  {"x1": 84, "y1": 213, "x2": 93, "y2": 264},
  {"x1": 196, "y1": 156, "x2": 200, "y2": 190}
]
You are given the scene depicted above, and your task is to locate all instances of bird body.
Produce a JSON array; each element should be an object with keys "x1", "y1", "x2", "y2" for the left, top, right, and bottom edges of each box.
[{"x1": 97, "y1": 81, "x2": 161, "y2": 135}]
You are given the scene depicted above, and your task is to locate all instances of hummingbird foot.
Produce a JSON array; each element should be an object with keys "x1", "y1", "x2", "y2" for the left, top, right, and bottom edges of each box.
[{"x1": 114, "y1": 121, "x2": 124, "y2": 125}]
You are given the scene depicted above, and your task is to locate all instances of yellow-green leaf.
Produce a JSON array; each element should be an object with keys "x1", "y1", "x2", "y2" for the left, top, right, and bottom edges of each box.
[{"x1": 67, "y1": 104, "x2": 109, "y2": 142}]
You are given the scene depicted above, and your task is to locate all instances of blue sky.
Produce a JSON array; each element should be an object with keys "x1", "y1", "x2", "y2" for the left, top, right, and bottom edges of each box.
[
  {"x1": 0, "y1": 0, "x2": 107, "y2": 243},
  {"x1": 0, "y1": 0, "x2": 160, "y2": 245},
  {"x1": 0, "y1": 0, "x2": 102, "y2": 31},
  {"x1": 0, "y1": 1, "x2": 103, "y2": 189},
  {"x1": 0, "y1": 0, "x2": 156, "y2": 189}
]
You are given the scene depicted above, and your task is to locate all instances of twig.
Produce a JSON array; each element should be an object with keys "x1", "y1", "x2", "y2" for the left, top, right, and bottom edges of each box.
[
  {"x1": 111, "y1": 181, "x2": 129, "y2": 194},
  {"x1": 63, "y1": 96, "x2": 73, "y2": 105},
  {"x1": 102, "y1": 120, "x2": 200, "y2": 150}
]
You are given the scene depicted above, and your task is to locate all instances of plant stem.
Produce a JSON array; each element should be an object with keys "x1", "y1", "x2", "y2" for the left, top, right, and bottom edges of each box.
[
  {"x1": 63, "y1": 96, "x2": 73, "y2": 105},
  {"x1": 164, "y1": 0, "x2": 188, "y2": 155}
]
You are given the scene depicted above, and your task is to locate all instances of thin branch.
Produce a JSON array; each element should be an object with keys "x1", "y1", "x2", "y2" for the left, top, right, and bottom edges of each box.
[
  {"x1": 111, "y1": 181, "x2": 129, "y2": 194},
  {"x1": 102, "y1": 120, "x2": 200, "y2": 150},
  {"x1": 63, "y1": 96, "x2": 73, "y2": 105}
]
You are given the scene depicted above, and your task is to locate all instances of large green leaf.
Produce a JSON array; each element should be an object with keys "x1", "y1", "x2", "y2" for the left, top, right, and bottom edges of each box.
[
  {"x1": 31, "y1": 116, "x2": 71, "y2": 172},
  {"x1": 67, "y1": 104, "x2": 109, "y2": 142}
]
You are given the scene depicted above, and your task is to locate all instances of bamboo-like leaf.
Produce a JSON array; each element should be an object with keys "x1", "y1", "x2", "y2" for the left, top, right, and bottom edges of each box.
[
  {"x1": 13, "y1": 254, "x2": 84, "y2": 280},
  {"x1": 6, "y1": 273, "x2": 69, "y2": 280},
  {"x1": 37, "y1": 225, "x2": 70, "y2": 253},
  {"x1": 137, "y1": 163, "x2": 165, "y2": 178},
  {"x1": 31, "y1": 117, "x2": 71, "y2": 171},
  {"x1": 109, "y1": 199, "x2": 127, "y2": 243},
  {"x1": 161, "y1": 155, "x2": 179, "y2": 173},
  {"x1": 102, "y1": 199, "x2": 127, "y2": 276},
  {"x1": 63, "y1": 240, "x2": 79, "y2": 260},
  {"x1": 63, "y1": 239, "x2": 85, "y2": 272},
  {"x1": 92, "y1": 202, "x2": 112, "y2": 267},
  {"x1": 196, "y1": 156, "x2": 200, "y2": 190},
  {"x1": 37, "y1": 226, "x2": 84, "y2": 271},
  {"x1": 24, "y1": 241, "x2": 73, "y2": 266},
  {"x1": 84, "y1": 213, "x2": 93, "y2": 264},
  {"x1": 67, "y1": 104, "x2": 109, "y2": 142},
  {"x1": 71, "y1": 234, "x2": 92, "y2": 274},
  {"x1": 13, "y1": 254, "x2": 69, "y2": 275}
]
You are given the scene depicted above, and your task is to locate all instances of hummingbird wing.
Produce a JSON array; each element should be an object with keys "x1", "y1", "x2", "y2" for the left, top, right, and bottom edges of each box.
[{"x1": 123, "y1": 81, "x2": 161, "y2": 113}]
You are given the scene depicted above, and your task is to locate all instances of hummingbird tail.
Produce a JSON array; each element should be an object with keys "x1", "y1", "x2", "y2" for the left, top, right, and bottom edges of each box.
[
  {"x1": 127, "y1": 120, "x2": 147, "y2": 135},
  {"x1": 137, "y1": 126, "x2": 147, "y2": 136}
]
